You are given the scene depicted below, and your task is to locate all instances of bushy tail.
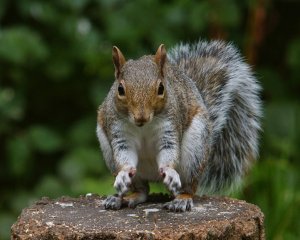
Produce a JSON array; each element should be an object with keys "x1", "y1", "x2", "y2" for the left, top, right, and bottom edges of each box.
[{"x1": 168, "y1": 40, "x2": 262, "y2": 194}]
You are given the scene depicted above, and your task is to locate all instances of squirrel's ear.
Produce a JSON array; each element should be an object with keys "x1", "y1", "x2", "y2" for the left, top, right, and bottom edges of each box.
[
  {"x1": 154, "y1": 44, "x2": 166, "y2": 77},
  {"x1": 112, "y1": 46, "x2": 126, "y2": 78}
]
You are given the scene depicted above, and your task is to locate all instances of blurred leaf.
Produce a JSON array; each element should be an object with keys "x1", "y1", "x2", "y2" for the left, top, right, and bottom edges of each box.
[
  {"x1": 79, "y1": 30, "x2": 106, "y2": 75},
  {"x1": 60, "y1": 0, "x2": 90, "y2": 11},
  {"x1": 58, "y1": 147, "x2": 105, "y2": 182},
  {"x1": 68, "y1": 117, "x2": 96, "y2": 147},
  {"x1": 9, "y1": 191, "x2": 33, "y2": 215},
  {"x1": 165, "y1": 4, "x2": 186, "y2": 26},
  {"x1": 0, "y1": 0, "x2": 8, "y2": 19},
  {"x1": 60, "y1": 15, "x2": 79, "y2": 37},
  {"x1": 89, "y1": 81, "x2": 111, "y2": 107},
  {"x1": 74, "y1": 176, "x2": 115, "y2": 195},
  {"x1": 189, "y1": 2, "x2": 210, "y2": 32},
  {"x1": 45, "y1": 56, "x2": 73, "y2": 80},
  {"x1": 286, "y1": 38, "x2": 300, "y2": 70},
  {"x1": 34, "y1": 175, "x2": 67, "y2": 198},
  {"x1": 0, "y1": 213, "x2": 15, "y2": 240},
  {"x1": 237, "y1": 159, "x2": 300, "y2": 239},
  {"x1": 0, "y1": 88, "x2": 24, "y2": 122},
  {"x1": 7, "y1": 135, "x2": 31, "y2": 177},
  {"x1": 150, "y1": 182, "x2": 167, "y2": 194},
  {"x1": 258, "y1": 68, "x2": 287, "y2": 99},
  {"x1": 0, "y1": 27, "x2": 48, "y2": 64},
  {"x1": 18, "y1": 1, "x2": 61, "y2": 25},
  {"x1": 265, "y1": 103, "x2": 297, "y2": 139},
  {"x1": 214, "y1": 1, "x2": 240, "y2": 28},
  {"x1": 28, "y1": 126, "x2": 63, "y2": 153},
  {"x1": 264, "y1": 102, "x2": 298, "y2": 159}
]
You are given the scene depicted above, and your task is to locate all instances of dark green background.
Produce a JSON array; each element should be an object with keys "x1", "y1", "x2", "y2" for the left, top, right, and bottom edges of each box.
[{"x1": 1, "y1": 0, "x2": 299, "y2": 239}]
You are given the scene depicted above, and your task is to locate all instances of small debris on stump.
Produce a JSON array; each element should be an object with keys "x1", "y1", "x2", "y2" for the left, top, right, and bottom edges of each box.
[{"x1": 11, "y1": 193, "x2": 265, "y2": 240}]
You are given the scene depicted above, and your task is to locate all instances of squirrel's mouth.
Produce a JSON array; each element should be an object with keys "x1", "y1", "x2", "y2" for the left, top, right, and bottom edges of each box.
[{"x1": 135, "y1": 122, "x2": 146, "y2": 127}]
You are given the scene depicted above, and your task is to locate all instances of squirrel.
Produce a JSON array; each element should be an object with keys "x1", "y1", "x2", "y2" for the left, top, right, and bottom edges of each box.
[{"x1": 97, "y1": 40, "x2": 262, "y2": 212}]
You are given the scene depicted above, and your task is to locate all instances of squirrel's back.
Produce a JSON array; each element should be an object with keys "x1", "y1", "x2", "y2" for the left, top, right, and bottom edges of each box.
[{"x1": 168, "y1": 40, "x2": 262, "y2": 193}]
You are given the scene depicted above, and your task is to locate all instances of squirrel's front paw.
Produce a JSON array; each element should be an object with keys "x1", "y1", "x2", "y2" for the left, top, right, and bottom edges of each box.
[
  {"x1": 160, "y1": 167, "x2": 181, "y2": 195},
  {"x1": 114, "y1": 168, "x2": 136, "y2": 195}
]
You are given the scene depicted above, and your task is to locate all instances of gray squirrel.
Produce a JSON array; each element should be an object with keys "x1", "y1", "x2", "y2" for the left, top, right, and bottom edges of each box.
[{"x1": 97, "y1": 40, "x2": 262, "y2": 212}]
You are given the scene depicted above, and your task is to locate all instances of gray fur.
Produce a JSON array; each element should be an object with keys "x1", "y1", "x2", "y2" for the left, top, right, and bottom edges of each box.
[{"x1": 168, "y1": 40, "x2": 262, "y2": 193}]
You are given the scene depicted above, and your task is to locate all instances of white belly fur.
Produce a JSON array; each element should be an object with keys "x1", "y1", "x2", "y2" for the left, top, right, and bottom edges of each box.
[{"x1": 123, "y1": 119, "x2": 162, "y2": 181}]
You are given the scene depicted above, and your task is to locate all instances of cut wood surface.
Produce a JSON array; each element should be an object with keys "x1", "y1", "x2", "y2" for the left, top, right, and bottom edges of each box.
[{"x1": 11, "y1": 194, "x2": 265, "y2": 240}]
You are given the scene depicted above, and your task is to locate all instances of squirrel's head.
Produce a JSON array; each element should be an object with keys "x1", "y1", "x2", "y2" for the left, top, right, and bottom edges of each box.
[{"x1": 112, "y1": 44, "x2": 167, "y2": 127}]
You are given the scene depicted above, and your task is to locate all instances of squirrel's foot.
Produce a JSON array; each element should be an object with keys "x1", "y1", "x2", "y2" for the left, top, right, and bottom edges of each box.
[
  {"x1": 163, "y1": 194, "x2": 193, "y2": 212},
  {"x1": 104, "y1": 195, "x2": 122, "y2": 210},
  {"x1": 123, "y1": 192, "x2": 148, "y2": 208}
]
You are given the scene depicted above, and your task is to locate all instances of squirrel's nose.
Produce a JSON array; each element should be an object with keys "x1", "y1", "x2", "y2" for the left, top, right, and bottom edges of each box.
[{"x1": 134, "y1": 116, "x2": 149, "y2": 127}]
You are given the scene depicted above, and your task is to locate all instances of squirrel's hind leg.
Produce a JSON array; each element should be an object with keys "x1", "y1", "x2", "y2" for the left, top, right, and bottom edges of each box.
[
  {"x1": 163, "y1": 193, "x2": 194, "y2": 212},
  {"x1": 123, "y1": 191, "x2": 148, "y2": 208},
  {"x1": 163, "y1": 179, "x2": 198, "y2": 212},
  {"x1": 123, "y1": 177, "x2": 149, "y2": 208},
  {"x1": 104, "y1": 192, "x2": 148, "y2": 210}
]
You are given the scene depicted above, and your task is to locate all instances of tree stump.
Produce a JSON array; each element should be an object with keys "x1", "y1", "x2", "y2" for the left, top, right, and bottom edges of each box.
[{"x1": 11, "y1": 194, "x2": 265, "y2": 240}]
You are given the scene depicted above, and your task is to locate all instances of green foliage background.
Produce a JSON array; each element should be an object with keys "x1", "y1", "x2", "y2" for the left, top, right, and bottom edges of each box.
[{"x1": 0, "y1": 0, "x2": 299, "y2": 239}]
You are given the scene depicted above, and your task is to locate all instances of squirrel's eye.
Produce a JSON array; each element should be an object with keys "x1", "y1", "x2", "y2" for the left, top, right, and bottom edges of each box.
[
  {"x1": 118, "y1": 83, "x2": 125, "y2": 96},
  {"x1": 158, "y1": 82, "x2": 164, "y2": 95}
]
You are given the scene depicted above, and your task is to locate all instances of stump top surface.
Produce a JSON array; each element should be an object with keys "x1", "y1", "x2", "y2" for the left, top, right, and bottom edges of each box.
[{"x1": 11, "y1": 194, "x2": 265, "y2": 240}]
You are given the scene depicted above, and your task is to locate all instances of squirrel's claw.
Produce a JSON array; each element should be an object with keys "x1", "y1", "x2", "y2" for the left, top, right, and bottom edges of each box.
[
  {"x1": 163, "y1": 197, "x2": 193, "y2": 212},
  {"x1": 104, "y1": 195, "x2": 122, "y2": 210}
]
